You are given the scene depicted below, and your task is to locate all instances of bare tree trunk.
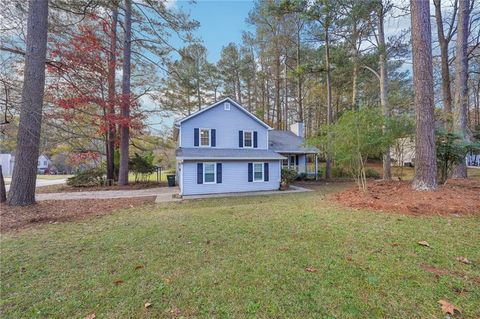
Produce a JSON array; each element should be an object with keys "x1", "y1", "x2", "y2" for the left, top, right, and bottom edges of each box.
[
  {"x1": 452, "y1": 0, "x2": 470, "y2": 178},
  {"x1": 284, "y1": 61, "x2": 288, "y2": 129},
  {"x1": 296, "y1": 20, "x2": 303, "y2": 122},
  {"x1": 411, "y1": 0, "x2": 437, "y2": 191},
  {"x1": 275, "y1": 54, "x2": 281, "y2": 129},
  {"x1": 325, "y1": 27, "x2": 333, "y2": 180},
  {"x1": 7, "y1": 0, "x2": 48, "y2": 206},
  {"x1": 118, "y1": 0, "x2": 132, "y2": 186},
  {"x1": 351, "y1": 24, "x2": 359, "y2": 111},
  {"x1": 236, "y1": 70, "x2": 242, "y2": 104},
  {"x1": 433, "y1": 0, "x2": 454, "y2": 115},
  {"x1": 0, "y1": 166, "x2": 6, "y2": 203},
  {"x1": 107, "y1": 6, "x2": 118, "y2": 182},
  {"x1": 378, "y1": 4, "x2": 392, "y2": 181}
]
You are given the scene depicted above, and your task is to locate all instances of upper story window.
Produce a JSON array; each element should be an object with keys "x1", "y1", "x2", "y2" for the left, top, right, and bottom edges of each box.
[
  {"x1": 224, "y1": 102, "x2": 230, "y2": 110},
  {"x1": 244, "y1": 131, "x2": 253, "y2": 148},
  {"x1": 200, "y1": 129, "x2": 210, "y2": 147}
]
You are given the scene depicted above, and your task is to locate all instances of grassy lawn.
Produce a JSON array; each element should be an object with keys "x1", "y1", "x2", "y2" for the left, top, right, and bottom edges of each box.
[{"x1": 1, "y1": 186, "x2": 479, "y2": 318}]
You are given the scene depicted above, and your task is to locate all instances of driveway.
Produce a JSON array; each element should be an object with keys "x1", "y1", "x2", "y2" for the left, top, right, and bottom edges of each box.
[
  {"x1": 36, "y1": 187, "x2": 180, "y2": 202},
  {"x1": 5, "y1": 178, "x2": 67, "y2": 191}
]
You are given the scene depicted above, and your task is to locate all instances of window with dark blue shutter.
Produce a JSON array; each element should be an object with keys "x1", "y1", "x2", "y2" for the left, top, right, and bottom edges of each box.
[
  {"x1": 216, "y1": 163, "x2": 222, "y2": 183},
  {"x1": 296, "y1": 155, "x2": 299, "y2": 165},
  {"x1": 264, "y1": 163, "x2": 269, "y2": 181},
  {"x1": 197, "y1": 163, "x2": 203, "y2": 184},
  {"x1": 248, "y1": 163, "x2": 253, "y2": 182},
  {"x1": 253, "y1": 131, "x2": 258, "y2": 148},
  {"x1": 194, "y1": 128, "x2": 199, "y2": 146},
  {"x1": 239, "y1": 130, "x2": 243, "y2": 147},
  {"x1": 211, "y1": 129, "x2": 216, "y2": 147}
]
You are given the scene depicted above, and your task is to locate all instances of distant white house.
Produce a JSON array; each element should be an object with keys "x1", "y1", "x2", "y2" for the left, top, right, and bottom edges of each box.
[
  {"x1": 390, "y1": 137, "x2": 416, "y2": 166},
  {"x1": 0, "y1": 154, "x2": 52, "y2": 177},
  {"x1": 0, "y1": 154, "x2": 15, "y2": 177},
  {"x1": 37, "y1": 154, "x2": 52, "y2": 174}
]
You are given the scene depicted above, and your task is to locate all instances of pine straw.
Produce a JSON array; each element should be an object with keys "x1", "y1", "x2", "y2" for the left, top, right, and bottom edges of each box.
[{"x1": 334, "y1": 178, "x2": 480, "y2": 216}]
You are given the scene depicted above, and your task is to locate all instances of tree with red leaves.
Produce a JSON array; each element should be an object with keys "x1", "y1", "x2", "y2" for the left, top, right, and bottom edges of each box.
[{"x1": 46, "y1": 13, "x2": 142, "y2": 180}]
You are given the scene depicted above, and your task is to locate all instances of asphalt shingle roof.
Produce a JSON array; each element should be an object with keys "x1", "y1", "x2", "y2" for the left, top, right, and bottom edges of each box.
[
  {"x1": 176, "y1": 148, "x2": 286, "y2": 160},
  {"x1": 268, "y1": 130, "x2": 319, "y2": 154}
]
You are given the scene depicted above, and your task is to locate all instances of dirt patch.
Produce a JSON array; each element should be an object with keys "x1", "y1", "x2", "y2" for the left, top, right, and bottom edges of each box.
[
  {"x1": 0, "y1": 197, "x2": 156, "y2": 232},
  {"x1": 334, "y1": 178, "x2": 480, "y2": 216},
  {"x1": 36, "y1": 181, "x2": 165, "y2": 194}
]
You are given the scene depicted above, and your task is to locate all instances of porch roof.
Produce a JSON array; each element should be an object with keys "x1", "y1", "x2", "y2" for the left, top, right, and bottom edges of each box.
[
  {"x1": 176, "y1": 148, "x2": 286, "y2": 160},
  {"x1": 268, "y1": 130, "x2": 319, "y2": 154}
]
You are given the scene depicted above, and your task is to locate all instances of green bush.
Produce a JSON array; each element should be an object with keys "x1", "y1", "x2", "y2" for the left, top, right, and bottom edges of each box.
[
  {"x1": 436, "y1": 130, "x2": 479, "y2": 184},
  {"x1": 281, "y1": 168, "x2": 297, "y2": 185},
  {"x1": 331, "y1": 166, "x2": 353, "y2": 178},
  {"x1": 129, "y1": 152, "x2": 156, "y2": 182},
  {"x1": 67, "y1": 168, "x2": 105, "y2": 187},
  {"x1": 365, "y1": 168, "x2": 381, "y2": 179}
]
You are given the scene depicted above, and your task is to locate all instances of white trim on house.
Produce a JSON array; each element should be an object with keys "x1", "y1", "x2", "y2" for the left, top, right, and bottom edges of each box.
[
  {"x1": 199, "y1": 128, "x2": 211, "y2": 147},
  {"x1": 178, "y1": 156, "x2": 284, "y2": 161},
  {"x1": 203, "y1": 162, "x2": 217, "y2": 184},
  {"x1": 175, "y1": 98, "x2": 273, "y2": 130},
  {"x1": 243, "y1": 130, "x2": 253, "y2": 148},
  {"x1": 253, "y1": 162, "x2": 264, "y2": 182}
]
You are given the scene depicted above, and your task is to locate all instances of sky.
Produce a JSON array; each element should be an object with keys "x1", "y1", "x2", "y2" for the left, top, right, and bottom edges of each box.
[{"x1": 174, "y1": 0, "x2": 255, "y2": 62}]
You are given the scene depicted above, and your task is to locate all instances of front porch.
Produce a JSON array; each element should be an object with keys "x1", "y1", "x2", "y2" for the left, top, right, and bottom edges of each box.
[{"x1": 280, "y1": 153, "x2": 318, "y2": 180}]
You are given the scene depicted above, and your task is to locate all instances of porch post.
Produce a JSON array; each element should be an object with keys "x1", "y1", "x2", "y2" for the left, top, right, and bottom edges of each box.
[{"x1": 315, "y1": 154, "x2": 318, "y2": 180}]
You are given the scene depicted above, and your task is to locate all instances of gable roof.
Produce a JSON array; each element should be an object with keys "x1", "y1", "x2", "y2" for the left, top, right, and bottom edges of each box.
[
  {"x1": 269, "y1": 130, "x2": 319, "y2": 154},
  {"x1": 174, "y1": 98, "x2": 272, "y2": 130}
]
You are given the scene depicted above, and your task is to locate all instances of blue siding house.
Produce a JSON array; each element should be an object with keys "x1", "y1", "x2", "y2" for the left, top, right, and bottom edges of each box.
[{"x1": 175, "y1": 98, "x2": 318, "y2": 196}]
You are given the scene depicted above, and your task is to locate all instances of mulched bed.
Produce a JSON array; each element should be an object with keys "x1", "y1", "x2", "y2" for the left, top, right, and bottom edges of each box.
[
  {"x1": 0, "y1": 197, "x2": 156, "y2": 232},
  {"x1": 334, "y1": 178, "x2": 480, "y2": 216},
  {"x1": 36, "y1": 181, "x2": 165, "y2": 194}
]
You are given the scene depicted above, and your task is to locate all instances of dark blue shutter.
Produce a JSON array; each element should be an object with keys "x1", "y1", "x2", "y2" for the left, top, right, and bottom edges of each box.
[
  {"x1": 248, "y1": 163, "x2": 253, "y2": 182},
  {"x1": 216, "y1": 163, "x2": 222, "y2": 183},
  {"x1": 194, "y1": 128, "x2": 199, "y2": 146},
  {"x1": 239, "y1": 130, "x2": 243, "y2": 147},
  {"x1": 211, "y1": 129, "x2": 216, "y2": 147},
  {"x1": 296, "y1": 155, "x2": 299, "y2": 165},
  {"x1": 253, "y1": 131, "x2": 258, "y2": 148},
  {"x1": 264, "y1": 163, "x2": 269, "y2": 181},
  {"x1": 197, "y1": 163, "x2": 203, "y2": 184}
]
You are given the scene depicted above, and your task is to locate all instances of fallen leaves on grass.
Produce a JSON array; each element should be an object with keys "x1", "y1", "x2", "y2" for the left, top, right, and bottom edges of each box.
[
  {"x1": 438, "y1": 299, "x2": 460, "y2": 315},
  {"x1": 418, "y1": 241, "x2": 431, "y2": 247},
  {"x1": 134, "y1": 265, "x2": 144, "y2": 270},
  {"x1": 305, "y1": 266, "x2": 318, "y2": 273},
  {"x1": 0, "y1": 197, "x2": 156, "y2": 231},
  {"x1": 456, "y1": 256, "x2": 471, "y2": 264},
  {"x1": 85, "y1": 313, "x2": 96, "y2": 319},
  {"x1": 113, "y1": 280, "x2": 124, "y2": 285},
  {"x1": 144, "y1": 302, "x2": 152, "y2": 308}
]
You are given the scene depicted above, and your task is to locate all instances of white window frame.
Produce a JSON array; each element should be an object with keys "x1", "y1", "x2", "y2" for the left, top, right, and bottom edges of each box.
[
  {"x1": 224, "y1": 102, "x2": 230, "y2": 110},
  {"x1": 203, "y1": 162, "x2": 216, "y2": 184},
  {"x1": 243, "y1": 130, "x2": 253, "y2": 148},
  {"x1": 253, "y1": 162, "x2": 264, "y2": 182},
  {"x1": 199, "y1": 128, "x2": 211, "y2": 147}
]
